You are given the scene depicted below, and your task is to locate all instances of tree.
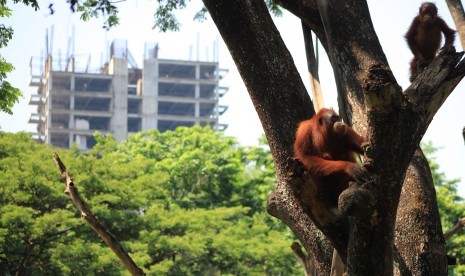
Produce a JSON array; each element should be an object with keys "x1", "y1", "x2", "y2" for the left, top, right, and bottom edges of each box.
[
  {"x1": 0, "y1": 132, "x2": 82, "y2": 275},
  {"x1": 0, "y1": 129, "x2": 300, "y2": 275},
  {"x1": 90, "y1": 127, "x2": 299, "y2": 275},
  {"x1": 200, "y1": 1, "x2": 465, "y2": 275},
  {"x1": 6, "y1": 0, "x2": 465, "y2": 274}
]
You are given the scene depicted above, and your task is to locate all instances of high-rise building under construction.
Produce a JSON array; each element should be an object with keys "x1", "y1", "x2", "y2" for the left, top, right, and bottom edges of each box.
[{"x1": 28, "y1": 40, "x2": 229, "y2": 150}]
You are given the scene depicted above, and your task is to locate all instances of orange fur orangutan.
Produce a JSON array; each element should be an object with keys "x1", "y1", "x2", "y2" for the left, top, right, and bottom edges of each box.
[
  {"x1": 293, "y1": 108, "x2": 368, "y2": 207},
  {"x1": 405, "y1": 2, "x2": 456, "y2": 82}
]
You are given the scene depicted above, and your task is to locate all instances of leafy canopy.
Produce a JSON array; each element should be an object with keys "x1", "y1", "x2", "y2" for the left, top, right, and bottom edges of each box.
[{"x1": 0, "y1": 128, "x2": 299, "y2": 275}]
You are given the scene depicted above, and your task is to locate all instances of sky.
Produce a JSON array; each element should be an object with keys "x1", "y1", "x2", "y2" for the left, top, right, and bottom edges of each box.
[{"x1": 2, "y1": 1, "x2": 465, "y2": 195}]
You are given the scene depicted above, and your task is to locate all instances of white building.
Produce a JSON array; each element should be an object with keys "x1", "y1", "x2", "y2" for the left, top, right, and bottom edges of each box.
[{"x1": 28, "y1": 40, "x2": 229, "y2": 149}]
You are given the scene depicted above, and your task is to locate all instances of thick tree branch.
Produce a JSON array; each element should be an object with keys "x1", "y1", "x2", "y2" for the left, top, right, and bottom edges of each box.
[
  {"x1": 394, "y1": 149, "x2": 447, "y2": 275},
  {"x1": 316, "y1": 0, "x2": 392, "y2": 125},
  {"x1": 274, "y1": 0, "x2": 327, "y2": 50},
  {"x1": 308, "y1": 1, "x2": 465, "y2": 275},
  {"x1": 53, "y1": 153, "x2": 145, "y2": 276},
  {"x1": 202, "y1": 0, "x2": 312, "y2": 178},
  {"x1": 314, "y1": 2, "x2": 403, "y2": 274},
  {"x1": 202, "y1": 0, "x2": 333, "y2": 272},
  {"x1": 268, "y1": 158, "x2": 348, "y2": 257},
  {"x1": 267, "y1": 159, "x2": 333, "y2": 273},
  {"x1": 405, "y1": 49, "x2": 465, "y2": 128}
]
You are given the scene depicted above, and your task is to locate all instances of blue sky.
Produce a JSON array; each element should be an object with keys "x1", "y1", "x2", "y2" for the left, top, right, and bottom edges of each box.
[{"x1": 2, "y1": 0, "x2": 465, "y2": 195}]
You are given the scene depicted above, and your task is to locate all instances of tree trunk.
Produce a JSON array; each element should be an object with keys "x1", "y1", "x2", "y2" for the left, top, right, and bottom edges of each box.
[
  {"x1": 203, "y1": 1, "x2": 465, "y2": 274},
  {"x1": 201, "y1": 0, "x2": 332, "y2": 273},
  {"x1": 394, "y1": 149, "x2": 447, "y2": 275}
]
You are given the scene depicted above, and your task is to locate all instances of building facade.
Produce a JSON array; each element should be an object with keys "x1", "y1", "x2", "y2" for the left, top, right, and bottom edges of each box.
[{"x1": 28, "y1": 41, "x2": 229, "y2": 149}]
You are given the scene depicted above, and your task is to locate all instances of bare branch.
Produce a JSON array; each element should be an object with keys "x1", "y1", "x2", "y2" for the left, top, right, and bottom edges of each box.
[
  {"x1": 302, "y1": 21, "x2": 324, "y2": 111},
  {"x1": 53, "y1": 153, "x2": 145, "y2": 276},
  {"x1": 444, "y1": 217, "x2": 465, "y2": 240}
]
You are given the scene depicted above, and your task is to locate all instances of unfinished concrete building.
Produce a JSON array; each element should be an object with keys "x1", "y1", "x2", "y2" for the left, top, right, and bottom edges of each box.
[{"x1": 29, "y1": 40, "x2": 229, "y2": 149}]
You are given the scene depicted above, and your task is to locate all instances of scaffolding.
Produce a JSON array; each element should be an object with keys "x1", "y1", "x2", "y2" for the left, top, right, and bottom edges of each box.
[{"x1": 29, "y1": 40, "x2": 229, "y2": 149}]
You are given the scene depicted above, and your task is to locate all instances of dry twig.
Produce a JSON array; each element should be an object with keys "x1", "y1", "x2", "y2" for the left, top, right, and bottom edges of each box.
[
  {"x1": 53, "y1": 153, "x2": 145, "y2": 276},
  {"x1": 444, "y1": 217, "x2": 465, "y2": 240}
]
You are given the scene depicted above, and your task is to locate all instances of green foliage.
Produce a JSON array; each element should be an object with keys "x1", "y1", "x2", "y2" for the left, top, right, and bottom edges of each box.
[
  {"x1": 7, "y1": 0, "x2": 118, "y2": 28},
  {"x1": 0, "y1": 128, "x2": 299, "y2": 275},
  {"x1": 50, "y1": 239, "x2": 123, "y2": 275},
  {"x1": 0, "y1": 79, "x2": 22, "y2": 115},
  {"x1": 6, "y1": 0, "x2": 283, "y2": 33},
  {"x1": 152, "y1": 0, "x2": 282, "y2": 32},
  {"x1": 193, "y1": 7, "x2": 207, "y2": 23},
  {"x1": 265, "y1": 0, "x2": 283, "y2": 17},
  {"x1": 0, "y1": 132, "x2": 81, "y2": 275},
  {"x1": 9, "y1": 0, "x2": 39, "y2": 10},
  {"x1": 141, "y1": 206, "x2": 298, "y2": 275},
  {"x1": 0, "y1": 6, "x2": 13, "y2": 48},
  {"x1": 0, "y1": 5, "x2": 22, "y2": 115},
  {"x1": 154, "y1": 0, "x2": 188, "y2": 32},
  {"x1": 95, "y1": 126, "x2": 276, "y2": 212},
  {"x1": 422, "y1": 142, "x2": 465, "y2": 273},
  {"x1": 76, "y1": 0, "x2": 119, "y2": 29}
]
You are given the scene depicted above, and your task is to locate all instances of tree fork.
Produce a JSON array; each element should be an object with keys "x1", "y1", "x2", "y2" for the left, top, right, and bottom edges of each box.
[{"x1": 203, "y1": 0, "x2": 465, "y2": 274}]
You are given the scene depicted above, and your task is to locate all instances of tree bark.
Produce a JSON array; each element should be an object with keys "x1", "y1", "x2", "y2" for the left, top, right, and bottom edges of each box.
[
  {"x1": 394, "y1": 149, "x2": 447, "y2": 275},
  {"x1": 201, "y1": 0, "x2": 333, "y2": 273},
  {"x1": 316, "y1": 1, "x2": 402, "y2": 273},
  {"x1": 203, "y1": 0, "x2": 465, "y2": 274},
  {"x1": 311, "y1": 0, "x2": 465, "y2": 274},
  {"x1": 268, "y1": 2, "x2": 452, "y2": 274}
]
